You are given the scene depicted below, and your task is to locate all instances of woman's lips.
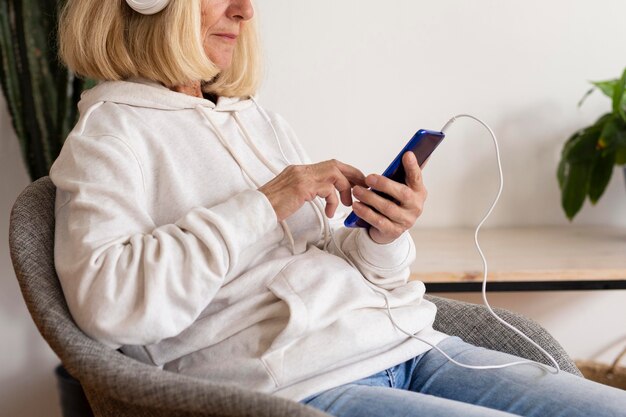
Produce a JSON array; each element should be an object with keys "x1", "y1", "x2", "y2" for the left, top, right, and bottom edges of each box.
[{"x1": 213, "y1": 33, "x2": 237, "y2": 42}]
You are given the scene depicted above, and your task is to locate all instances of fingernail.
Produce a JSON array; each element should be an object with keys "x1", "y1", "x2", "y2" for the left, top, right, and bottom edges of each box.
[{"x1": 366, "y1": 175, "x2": 377, "y2": 186}]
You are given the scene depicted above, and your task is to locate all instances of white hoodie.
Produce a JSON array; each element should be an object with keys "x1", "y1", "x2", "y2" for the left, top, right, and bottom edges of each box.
[{"x1": 50, "y1": 77, "x2": 448, "y2": 401}]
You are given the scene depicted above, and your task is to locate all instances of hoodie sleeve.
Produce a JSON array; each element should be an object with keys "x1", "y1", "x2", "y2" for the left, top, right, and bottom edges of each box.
[
  {"x1": 326, "y1": 215, "x2": 416, "y2": 290},
  {"x1": 269, "y1": 112, "x2": 416, "y2": 290},
  {"x1": 50, "y1": 133, "x2": 278, "y2": 348}
]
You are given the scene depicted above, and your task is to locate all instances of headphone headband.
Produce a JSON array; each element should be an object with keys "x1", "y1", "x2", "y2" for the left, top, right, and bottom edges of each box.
[{"x1": 126, "y1": 0, "x2": 170, "y2": 15}]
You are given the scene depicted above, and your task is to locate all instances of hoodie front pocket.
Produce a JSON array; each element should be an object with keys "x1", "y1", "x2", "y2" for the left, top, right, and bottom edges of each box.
[
  {"x1": 260, "y1": 266, "x2": 316, "y2": 387},
  {"x1": 263, "y1": 270, "x2": 309, "y2": 356},
  {"x1": 259, "y1": 247, "x2": 424, "y2": 387}
]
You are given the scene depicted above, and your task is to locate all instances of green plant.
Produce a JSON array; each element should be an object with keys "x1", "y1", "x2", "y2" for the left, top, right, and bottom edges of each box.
[
  {"x1": 0, "y1": 0, "x2": 96, "y2": 181},
  {"x1": 557, "y1": 67, "x2": 626, "y2": 221}
]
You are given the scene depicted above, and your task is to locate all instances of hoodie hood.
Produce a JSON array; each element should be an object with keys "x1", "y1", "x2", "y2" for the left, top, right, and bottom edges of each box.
[{"x1": 78, "y1": 76, "x2": 255, "y2": 114}]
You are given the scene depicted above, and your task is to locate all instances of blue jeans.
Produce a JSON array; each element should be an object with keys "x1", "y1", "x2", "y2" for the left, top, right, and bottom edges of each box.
[{"x1": 299, "y1": 336, "x2": 626, "y2": 417}]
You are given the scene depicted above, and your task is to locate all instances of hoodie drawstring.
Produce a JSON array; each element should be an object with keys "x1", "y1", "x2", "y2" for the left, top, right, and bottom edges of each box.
[
  {"x1": 247, "y1": 98, "x2": 332, "y2": 250},
  {"x1": 196, "y1": 105, "x2": 296, "y2": 255}
]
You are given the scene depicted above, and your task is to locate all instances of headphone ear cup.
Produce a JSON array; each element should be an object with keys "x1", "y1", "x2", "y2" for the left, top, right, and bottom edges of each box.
[{"x1": 126, "y1": 0, "x2": 170, "y2": 15}]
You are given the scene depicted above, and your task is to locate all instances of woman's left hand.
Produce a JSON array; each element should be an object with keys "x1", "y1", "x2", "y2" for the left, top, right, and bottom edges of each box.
[{"x1": 351, "y1": 151, "x2": 428, "y2": 244}]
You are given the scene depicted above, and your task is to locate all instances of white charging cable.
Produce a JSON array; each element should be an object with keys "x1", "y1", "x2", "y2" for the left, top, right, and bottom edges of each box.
[{"x1": 329, "y1": 114, "x2": 561, "y2": 374}]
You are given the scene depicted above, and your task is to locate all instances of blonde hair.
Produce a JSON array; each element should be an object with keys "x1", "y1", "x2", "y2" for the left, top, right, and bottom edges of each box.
[{"x1": 58, "y1": 0, "x2": 261, "y2": 97}]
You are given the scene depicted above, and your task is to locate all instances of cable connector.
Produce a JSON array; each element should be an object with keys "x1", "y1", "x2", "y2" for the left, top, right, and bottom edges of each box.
[{"x1": 441, "y1": 116, "x2": 458, "y2": 134}]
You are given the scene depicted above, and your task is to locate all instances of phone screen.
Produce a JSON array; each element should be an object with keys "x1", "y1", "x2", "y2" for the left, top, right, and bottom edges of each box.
[{"x1": 344, "y1": 129, "x2": 445, "y2": 229}]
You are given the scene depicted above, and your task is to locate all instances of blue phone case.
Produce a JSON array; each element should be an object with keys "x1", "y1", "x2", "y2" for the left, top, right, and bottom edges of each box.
[{"x1": 344, "y1": 129, "x2": 445, "y2": 229}]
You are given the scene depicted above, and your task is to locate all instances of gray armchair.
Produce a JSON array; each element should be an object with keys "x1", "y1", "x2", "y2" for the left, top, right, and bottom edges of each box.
[{"x1": 9, "y1": 177, "x2": 582, "y2": 417}]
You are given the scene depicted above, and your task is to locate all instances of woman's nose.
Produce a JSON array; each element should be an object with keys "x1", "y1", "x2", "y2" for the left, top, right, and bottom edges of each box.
[{"x1": 229, "y1": 0, "x2": 254, "y2": 21}]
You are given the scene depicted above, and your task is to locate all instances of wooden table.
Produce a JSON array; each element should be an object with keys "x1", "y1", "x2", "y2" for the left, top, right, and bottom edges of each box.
[{"x1": 409, "y1": 226, "x2": 626, "y2": 292}]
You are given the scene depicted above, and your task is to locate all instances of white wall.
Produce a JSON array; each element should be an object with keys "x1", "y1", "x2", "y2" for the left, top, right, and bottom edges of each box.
[
  {"x1": 256, "y1": 0, "x2": 626, "y2": 227},
  {"x1": 1, "y1": 0, "x2": 625, "y2": 415}
]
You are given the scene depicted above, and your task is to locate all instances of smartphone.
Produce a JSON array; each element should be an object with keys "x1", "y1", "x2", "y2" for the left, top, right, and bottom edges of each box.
[{"x1": 344, "y1": 129, "x2": 445, "y2": 229}]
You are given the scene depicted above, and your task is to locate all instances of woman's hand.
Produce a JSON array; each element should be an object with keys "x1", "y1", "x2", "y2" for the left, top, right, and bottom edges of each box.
[
  {"x1": 259, "y1": 159, "x2": 367, "y2": 222},
  {"x1": 352, "y1": 152, "x2": 428, "y2": 244}
]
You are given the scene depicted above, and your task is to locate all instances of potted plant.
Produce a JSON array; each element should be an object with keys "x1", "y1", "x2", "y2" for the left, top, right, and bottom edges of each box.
[
  {"x1": 558, "y1": 67, "x2": 626, "y2": 220},
  {"x1": 0, "y1": 0, "x2": 96, "y2": 181}
]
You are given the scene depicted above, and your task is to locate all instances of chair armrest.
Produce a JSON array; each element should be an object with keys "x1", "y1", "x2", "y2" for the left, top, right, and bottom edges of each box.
[
  {"x1": 425, "y1": 295, "x2": 582, "y2": 376},
  {"x1": 73, "y1": 347, "x2": 331, "y2": 417}
]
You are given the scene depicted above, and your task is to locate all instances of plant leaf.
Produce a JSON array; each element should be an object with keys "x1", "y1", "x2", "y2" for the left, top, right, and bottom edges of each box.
[
  {"x1": 614, "y1": 122, "x2": 626, "y2": 148},
  {"x1": 578, "y1": 87, "x2": 596, "y2": 108},
  {"x1": 613, "y1": 68, "x2": 626, "y2": 122},
  {"x1": 557, "y1": 128, "x2": 586, "y2": 190},
  {"x1": 599, "y1": 116, "x2": 626, "y2": 152},
  {"x1": 588, "y1": 151, "x2": 616, "y2": 204},
  {"x1": 557, "y1": 156, "x2": 568, "y2": 190},
  {"x1": 591, "y1": 79, "x2": 617, "y2": 98},
  {"x1": 563, "y1": 122, "x2": 604, "y2": 163},
  {"x1": 588, "y1": 78, "x2": 626, "y2": 110},
  {"x1": 616, "y1": 147, "x2": 626, "y2": 165},
  {"x1": 595, "y1": 112, "x2": 614, "y2": 125},
  {"x1": 561, "y1": 161, "x2": 593, "y2": 221}
]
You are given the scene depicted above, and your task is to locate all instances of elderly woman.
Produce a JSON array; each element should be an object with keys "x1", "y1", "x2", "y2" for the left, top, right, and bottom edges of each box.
[{"x1": 51, "y1": 1, "x2": 626, "y2": 416}]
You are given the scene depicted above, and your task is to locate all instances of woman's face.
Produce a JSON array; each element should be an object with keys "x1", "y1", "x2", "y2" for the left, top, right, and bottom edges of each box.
[{"x1": 200, "y1": 0, "x2": 254, "y2": 71}]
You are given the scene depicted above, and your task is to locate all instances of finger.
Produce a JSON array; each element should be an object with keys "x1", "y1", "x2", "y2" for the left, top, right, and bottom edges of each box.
[
  {"x1": 352, "y1": 201, "x2": 403, "y2": 236},
  {"x1": 318, "y1": 162, "x2": 357, "y2": 207},
  {"x1": 319, "y1": 185, "x2": 339, "y2": 217},
  {"x1": 353, "y1": 186, "x2": 413, "y2": 227},
  {"x1": 333, "y1": 160, "x2": 367, "y2": 187},
  {"x1": 402, "y1": 151, "x2": 424, "y2": 192},
  {"x1": 365, "y1": 174, "x2": 414, "y2": 207},
  {"x1": 329, "y1": 168, "x2": 355, "y2": 207}
]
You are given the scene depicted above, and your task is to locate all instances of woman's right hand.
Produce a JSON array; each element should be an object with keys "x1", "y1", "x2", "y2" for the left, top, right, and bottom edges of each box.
[{"x1": 259, "y1": 160, "x2": 367, "y2": 222}]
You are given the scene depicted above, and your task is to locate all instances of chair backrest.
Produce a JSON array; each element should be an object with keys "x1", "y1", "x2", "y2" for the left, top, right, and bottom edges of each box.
[
  {"x1": 8, "y1": 176, "x2": 329, "y2": 417},
  {"x1": 9, "y1": 177, "x2": 86, "y2": 361}
]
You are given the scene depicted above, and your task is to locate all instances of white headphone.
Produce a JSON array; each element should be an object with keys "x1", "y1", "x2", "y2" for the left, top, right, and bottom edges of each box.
[{"x1": 126, "y1": 0, "x2": 170, "y2": 15}]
